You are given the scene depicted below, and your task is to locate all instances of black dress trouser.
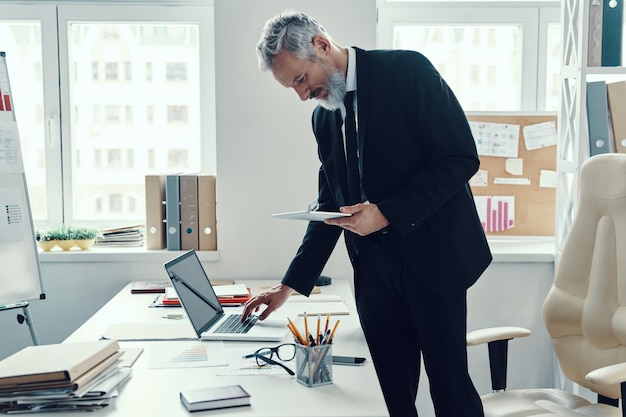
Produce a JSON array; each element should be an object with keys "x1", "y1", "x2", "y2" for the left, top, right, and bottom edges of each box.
[{"x1": 353, "y1": 231, "x2": 484, "y2": 417}]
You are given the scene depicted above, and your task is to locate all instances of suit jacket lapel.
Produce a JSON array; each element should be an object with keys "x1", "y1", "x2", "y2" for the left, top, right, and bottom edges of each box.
[{"x1": 354, "y1": 47, "x2": 369, "y2": 182}]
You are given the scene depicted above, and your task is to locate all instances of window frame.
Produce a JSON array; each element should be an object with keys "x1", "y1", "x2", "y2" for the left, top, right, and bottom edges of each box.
[
  {"x1": 376, "y1": 0, "x2": 560, "y2": 111},
  {"x1": 0, "y1": 1, "x2": 216, "y2": 228},
  {"x1": 57, "y1": 3, "x2": 216, "y2": 227},
  {"x1": 0, "y1": 3, "x2": 62, "y2": 224}
]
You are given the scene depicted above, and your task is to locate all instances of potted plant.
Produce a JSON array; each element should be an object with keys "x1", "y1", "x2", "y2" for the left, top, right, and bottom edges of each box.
[
  {"x1": 35, "y1": 228, "x2": 56, "y2": 251},
  {"x1": 49, "y1": 225, "x2": 75, "y2": 251},
  {"x1": 71, "y1": 226, "x2": 99, "y2": 250},
  {"x1": 35, "y1": 225, "x2": 100, "y2": 251}
]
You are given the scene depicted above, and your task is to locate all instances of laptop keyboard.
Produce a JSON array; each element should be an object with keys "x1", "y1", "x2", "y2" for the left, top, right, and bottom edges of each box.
[{"x1": 215, "y1": 314, "x2": 258, "y2": 334}]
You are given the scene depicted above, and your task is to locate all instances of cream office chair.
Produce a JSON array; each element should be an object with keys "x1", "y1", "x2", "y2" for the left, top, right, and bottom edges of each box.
[{"x1": 468, "y1": 153, "x2": 626, "y2": 417}]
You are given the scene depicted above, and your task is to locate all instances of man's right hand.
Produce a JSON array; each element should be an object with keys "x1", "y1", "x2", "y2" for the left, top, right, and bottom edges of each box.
[{"x1": 242, "y1": 283, "x2": 293, "y2": 321}]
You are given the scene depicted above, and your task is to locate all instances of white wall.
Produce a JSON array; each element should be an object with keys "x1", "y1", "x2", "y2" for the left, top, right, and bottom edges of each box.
[
  {"x1": 209, "y1": 0, "x2": 376, "y2": 281},
  {"x1": 0, "y1": 2, "x2": 557, "y2": 416}
]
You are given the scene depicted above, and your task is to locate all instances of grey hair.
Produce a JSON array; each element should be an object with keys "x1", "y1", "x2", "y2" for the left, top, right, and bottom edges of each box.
[{"x1": 256, "y1": 10, "x2": 331, "y2": 71}]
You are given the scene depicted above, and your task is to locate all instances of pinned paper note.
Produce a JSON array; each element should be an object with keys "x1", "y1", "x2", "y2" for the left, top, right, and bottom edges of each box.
[
  {"x1": 539, "y1": 169, "x2": 557, "y2": 188},
  {"x1": 469, "y1": 169, "x2": 488, "y2": 187},
  {"x1": 505, "y1": 158, "x2": 524, "y2": 175},
  {"x1": 494, "y1": 178, "x2": 530, "y2": 185},
  {"x1": 469, "y1": 121, "x2": 520, "y2": 158},
  {"x1": 473, "y1": 195, "x2": 515, "y2": 233},
  {"x1": 523, "y1": 121, "x2": 557, "y2": 150}
]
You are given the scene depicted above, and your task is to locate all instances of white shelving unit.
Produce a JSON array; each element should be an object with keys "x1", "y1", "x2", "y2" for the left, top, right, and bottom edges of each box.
[{"x1": 556, "y1": 0, "x2": 626, "y2": 258}]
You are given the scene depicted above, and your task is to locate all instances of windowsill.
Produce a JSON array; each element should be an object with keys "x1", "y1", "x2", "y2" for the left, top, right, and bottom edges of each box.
[
  {"x1": 36, "y1": 247, "x2": 220, "y2": 263},
  {"x1": 487, "y1": 238, "x2": 554, "y2": 263},
  {"x1": 36, "y1": 238, "x2": 555, "y2": 264}
]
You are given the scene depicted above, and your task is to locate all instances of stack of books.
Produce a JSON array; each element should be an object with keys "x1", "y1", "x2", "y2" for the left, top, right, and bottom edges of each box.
[
  {"x1": 0, "y1": 340, "x2": 132, "y2": 413},
  {"x1": 94, "y1": 225, "x2": 145, "y2": 247},
  {"x1": 151, "y1": 280, "x2": 246, "y2": 307}
]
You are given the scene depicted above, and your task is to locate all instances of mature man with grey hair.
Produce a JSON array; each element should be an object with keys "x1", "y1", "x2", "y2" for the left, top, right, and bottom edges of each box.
[{"x1": 243, "y1": 10, "x2": 491, "y2": 417}]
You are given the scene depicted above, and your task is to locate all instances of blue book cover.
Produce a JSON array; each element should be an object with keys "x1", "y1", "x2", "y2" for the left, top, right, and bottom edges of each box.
[
  {"x1": 165, "y1": 174, "x2": 181, "y2": 251},
  {"x1": 586, "y1": 81, "x2": 611, "y2": 156},
  {"x1": 601, "y1": 0, "x2": 623, "y2": 66}
]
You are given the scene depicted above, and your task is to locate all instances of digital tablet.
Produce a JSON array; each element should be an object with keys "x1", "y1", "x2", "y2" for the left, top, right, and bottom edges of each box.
[{"x1": 272, "y1": 211, "x2": 352, "y2": 221}]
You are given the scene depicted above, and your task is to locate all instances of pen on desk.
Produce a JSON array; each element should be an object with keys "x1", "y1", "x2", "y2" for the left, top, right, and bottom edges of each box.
[{"x1": 319, "y1": 329, "x2": 331, "y2": 345}]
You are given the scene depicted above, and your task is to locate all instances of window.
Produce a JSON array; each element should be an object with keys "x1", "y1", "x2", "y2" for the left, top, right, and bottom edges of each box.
[
  {"x1": 377, "y1": 1, "x2": 561, "y2": 111},
  {"x1": 167, "y1": 105, "x2": 188, "y2": 123},
  {"x1": 105, "y1": 62, "x2": 118, "y2": 80},
  {"x1": 124, "y1": 62, "x2": 132, "y2": 81},
  {"x1": 145, "y1": 62, "x2": 153, "y2": 81},
  {"x1": 166, "y1": 62, "x2": 187, "y2": 81},
  {"x1": 0, "y1": 2, "x2": 216, "y2": 227}
]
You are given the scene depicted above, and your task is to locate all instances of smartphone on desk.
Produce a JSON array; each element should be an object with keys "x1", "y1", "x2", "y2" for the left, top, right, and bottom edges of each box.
[{"x1": 332, "y1": 355, "x2": 366, "y2": 366}]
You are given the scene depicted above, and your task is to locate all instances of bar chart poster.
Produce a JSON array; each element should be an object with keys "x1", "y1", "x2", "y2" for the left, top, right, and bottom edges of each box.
[{"x1": 474, "y1": 195, "x2": 515, "y2": 233}]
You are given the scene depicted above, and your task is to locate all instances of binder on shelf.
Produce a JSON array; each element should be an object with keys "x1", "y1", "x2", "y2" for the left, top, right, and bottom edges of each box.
[
  {"x1": 606, "y1": 81, "x2": 626, "y2": 153},
  {"x1": 601, "y1": 0, "x2": 623, "y2": 66},
  {"x1": 179, "y1": 174, "x2": 199, "y2": 250},
  {"x1": 198, "y1": 175, "x2": 217, "y2": 251},
  {"x1": 588, "y1": 0, "x2": 603, "y2": 67},
  {"x1": 145, "y1": 175, "x2": 166, "y2": 250},
  {"x1": 586, "y1": 81, "x2": 612, "y2": 156},
  {"x1": 165, "y1": 174, "x2": 181, "y2": 251}
]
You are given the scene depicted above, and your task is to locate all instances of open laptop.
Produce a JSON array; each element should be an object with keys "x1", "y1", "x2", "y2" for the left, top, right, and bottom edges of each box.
[{"x1": 163, "y1": 250, "x2": 289, "y2": 342}]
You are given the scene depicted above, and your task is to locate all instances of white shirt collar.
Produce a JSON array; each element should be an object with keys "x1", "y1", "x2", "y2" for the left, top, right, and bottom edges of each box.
[{"x1": 346, "y1": 47, "x2": 357, "y2": 93}]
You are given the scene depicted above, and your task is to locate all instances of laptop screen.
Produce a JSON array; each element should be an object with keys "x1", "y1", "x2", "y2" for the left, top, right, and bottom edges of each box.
[{"x1": 164, "y1": 250, "x2": 223, "y2": 336}]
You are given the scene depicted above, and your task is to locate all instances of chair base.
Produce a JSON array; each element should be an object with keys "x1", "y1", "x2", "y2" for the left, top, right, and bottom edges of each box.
[{"x1": 482, "y1": 388, "x2": 620, "y2": 417}]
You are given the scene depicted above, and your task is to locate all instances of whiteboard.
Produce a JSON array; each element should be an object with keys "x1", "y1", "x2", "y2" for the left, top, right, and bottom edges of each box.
[{"x1": 0, "y1": 52, "x2": 44, "y2": 305}]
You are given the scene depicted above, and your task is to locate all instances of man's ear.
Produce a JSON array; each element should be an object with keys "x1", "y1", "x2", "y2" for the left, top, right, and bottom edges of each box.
[{"x1": 312, "y1": 35, "x2": 332, "y2": 55}]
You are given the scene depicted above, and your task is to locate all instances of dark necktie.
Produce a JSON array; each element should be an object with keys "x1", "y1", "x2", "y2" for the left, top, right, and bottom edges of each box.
[{"x1": 343, "y1": 91, "x2": 361, "y2": 204}]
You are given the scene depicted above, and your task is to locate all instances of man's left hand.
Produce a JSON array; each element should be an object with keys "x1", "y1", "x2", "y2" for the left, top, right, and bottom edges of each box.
[{"x1": 324, "y1": 203, "x2": 389, "y2": 236}]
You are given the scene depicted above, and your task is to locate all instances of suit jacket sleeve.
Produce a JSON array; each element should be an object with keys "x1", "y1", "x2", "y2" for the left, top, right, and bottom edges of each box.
[{"x1": 280, "y1": 165, "x2": 343, "y2": 296}]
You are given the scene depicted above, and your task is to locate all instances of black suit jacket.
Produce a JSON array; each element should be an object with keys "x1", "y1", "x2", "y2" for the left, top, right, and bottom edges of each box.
[{"x1": 281, "y1": 48, "x2": 492, "y2": 297}]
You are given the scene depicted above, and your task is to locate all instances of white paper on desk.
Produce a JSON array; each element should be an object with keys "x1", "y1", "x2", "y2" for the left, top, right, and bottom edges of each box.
[
  {"x1": 85, "y1": 367, "x2": 132, "y2": 396},
  {"x1": 101, "y1": 322, "x2": 197, "y2": 341},
  {"x1": 286, "y1": 294, "x2": 343, "y2": 303},
  {"x1": 276, "y1": 301, "x2": 350, "y2": 317},
  {"x1": 148, "y1": 341, "x2": 228, "y2": 369},
  {"x1": 215, "y1": 348, "x2": 291, "y2": 376},
  {"x1": 214, "y1": 283, "x2": 248, "y2": 297}
]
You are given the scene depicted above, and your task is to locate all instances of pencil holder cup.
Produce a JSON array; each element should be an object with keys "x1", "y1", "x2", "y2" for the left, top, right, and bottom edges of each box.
[{"x1": 295, "y1": 343, "x2": 333, "y2": 387}]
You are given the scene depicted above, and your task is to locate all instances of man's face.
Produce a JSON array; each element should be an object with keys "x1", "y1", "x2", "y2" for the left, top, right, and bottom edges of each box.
[{"x1": 271, "y1": 49, "x2": 346, "y2": 110}]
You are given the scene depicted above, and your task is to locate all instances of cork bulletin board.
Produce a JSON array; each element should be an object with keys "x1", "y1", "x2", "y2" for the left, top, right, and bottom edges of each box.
[{"x1": 466, "y1": 113, "x2": 558, "y2": 236}]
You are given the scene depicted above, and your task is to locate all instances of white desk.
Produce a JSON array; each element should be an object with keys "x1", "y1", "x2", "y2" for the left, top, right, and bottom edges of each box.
[{"x1": 49, "y1": 279, "x2": 388, "y2": 417}]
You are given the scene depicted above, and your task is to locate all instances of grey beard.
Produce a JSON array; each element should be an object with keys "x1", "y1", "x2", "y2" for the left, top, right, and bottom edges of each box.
[{"x1": 319, "y1": 68, "x2": 347, "y2": 110}]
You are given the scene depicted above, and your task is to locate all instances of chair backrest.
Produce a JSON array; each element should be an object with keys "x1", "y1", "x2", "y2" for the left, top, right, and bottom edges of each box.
[{"x1": 543, "y1": 153, "x2": 626, "y2": 400}]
